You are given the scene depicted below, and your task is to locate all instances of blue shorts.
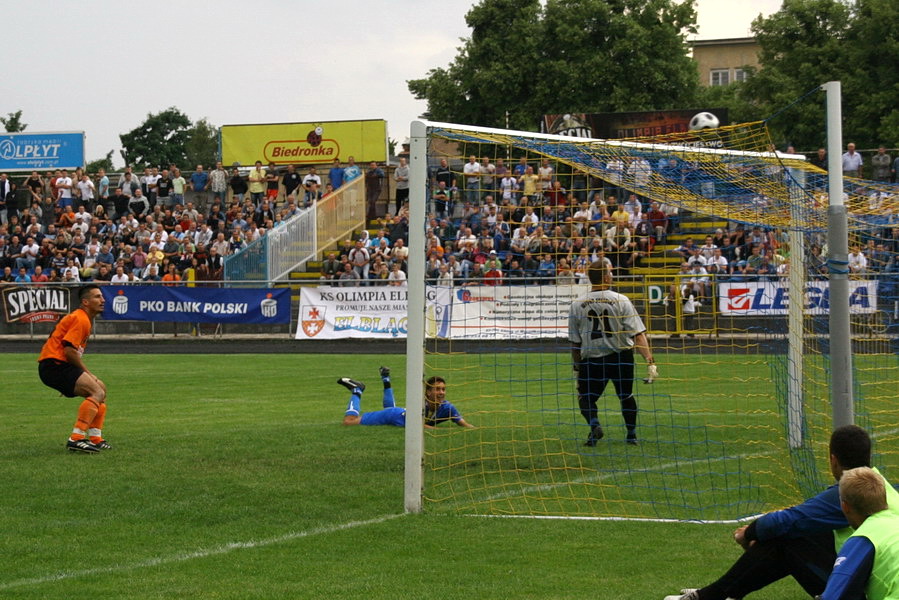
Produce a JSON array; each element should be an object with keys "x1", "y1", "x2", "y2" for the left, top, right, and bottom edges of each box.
[{"x1": 360, "y1": 407, "x2": 406, "y2": 427}]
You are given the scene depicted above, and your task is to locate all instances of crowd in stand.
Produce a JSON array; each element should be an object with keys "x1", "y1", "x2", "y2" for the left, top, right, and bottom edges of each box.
[
  {"x1": 2, "y1": 143, "x2": 898, "y2": 294},
  {"x1": 322, "y1": 155, "x2": 679, "y2": 286},
  {"x1": 0, "y1": 157, "x2": 385, "y2": 285}
]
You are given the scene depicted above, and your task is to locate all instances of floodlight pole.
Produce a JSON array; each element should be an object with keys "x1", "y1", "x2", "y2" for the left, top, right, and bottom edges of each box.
[
  {"x1": 404, "y1": 120, "x2": 427, "y2": 513},
  {"x1": 822, "y1": 81, "x2": 854, "y2": 428}
]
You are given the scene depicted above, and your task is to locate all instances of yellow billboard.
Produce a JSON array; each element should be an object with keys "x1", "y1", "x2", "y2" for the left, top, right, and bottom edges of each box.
[{"x1": 221, "y1": 119, "x2": 387, "y2": 166}]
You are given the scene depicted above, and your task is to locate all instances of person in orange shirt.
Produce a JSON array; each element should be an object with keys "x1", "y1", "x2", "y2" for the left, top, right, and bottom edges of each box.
[
  {"x1": 161, "y1": 263, "x2": 181, "y2": 286},
  {"x1": 37, "y1": 284, "x2": 110, "y2": 453}
]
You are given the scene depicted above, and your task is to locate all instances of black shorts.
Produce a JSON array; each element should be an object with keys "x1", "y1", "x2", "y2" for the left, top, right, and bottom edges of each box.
[
  {"x1": 38, "y1": 359, "x2": 84, "y2": 398},
  {"x1": 578, "y1": 350, "x2": 635, "y2": 401}
]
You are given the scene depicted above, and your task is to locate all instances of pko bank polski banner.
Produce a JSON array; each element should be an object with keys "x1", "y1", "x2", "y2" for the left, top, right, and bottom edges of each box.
[
  {"x1": 0, "y1": 131, "x2": 85, "y2": 171},
  {"x1": 718, "y1": 280, "x2": 877, "y2": 316},
  {"x1": 100, "y1": 286, "x2": 291, "y2": 324},
  {"x1": 296, "y1": 284, "x2": 589, "y2": 340}
]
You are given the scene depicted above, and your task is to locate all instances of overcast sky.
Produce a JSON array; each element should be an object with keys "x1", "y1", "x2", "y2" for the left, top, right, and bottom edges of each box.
[{"x1": 3, "y1": 0, "x2": 782, "y2": 167}]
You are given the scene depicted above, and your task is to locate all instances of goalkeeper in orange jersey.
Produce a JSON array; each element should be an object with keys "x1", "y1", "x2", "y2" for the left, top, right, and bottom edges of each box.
[{"x1": 37, "y1": 284, "x2": 111, "y2": 453}]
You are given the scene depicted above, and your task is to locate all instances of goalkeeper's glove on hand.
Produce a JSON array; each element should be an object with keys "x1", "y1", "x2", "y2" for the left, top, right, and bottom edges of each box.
[{"x1": 644, "y1": 364, "x2": 659, "y2": 384}]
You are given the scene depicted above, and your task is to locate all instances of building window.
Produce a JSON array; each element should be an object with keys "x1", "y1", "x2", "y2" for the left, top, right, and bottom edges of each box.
[
  {"x1": 710, "y1": 69, "x2": 730, "y2": 86},
  {"x1": 734, "y1": 68, "x2": 748, "y2": 83}
]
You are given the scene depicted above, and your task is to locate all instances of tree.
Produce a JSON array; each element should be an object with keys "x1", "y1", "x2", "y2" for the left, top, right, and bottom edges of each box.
[
  {"x1": 86, "y1": 150, "x2": 115, "y2": 174},
  {"x1": 119, "y1": 107, "x2": 192, "y2": 168},
  {"x1": 1, "y1": 110, "x2": 27, "y2": 132},
  {"x1": 408, "y1": 0, "x2": 699, "y2": 131},
  {"x1": 739, "y1": 0, "x2": 899, "y2": 151},
  {"x1": 184, "y1": 118, "x2": 219, "y2": 169}
]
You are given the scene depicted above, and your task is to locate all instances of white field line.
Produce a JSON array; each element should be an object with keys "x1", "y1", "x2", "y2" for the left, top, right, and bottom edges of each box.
[
  {"x1": 455, "y1": 449, "x2": 779, "y2": 509},
  {"x1": 0, "y1": 513, "x2": 403, "y2": 591},
  {"x1": 450, "y1": 425, "x2": 899, "y2": 520}
]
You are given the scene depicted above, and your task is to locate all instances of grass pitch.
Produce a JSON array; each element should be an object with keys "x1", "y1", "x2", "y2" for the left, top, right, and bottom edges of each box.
[{"x1": 0, "y1": 351, "x2": 879, "y2": 599}]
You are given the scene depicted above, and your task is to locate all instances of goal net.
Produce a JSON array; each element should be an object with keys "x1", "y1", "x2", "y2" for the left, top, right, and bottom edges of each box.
[{"x1": 406, "y1": 119, "x2": 899, "y2": 520}]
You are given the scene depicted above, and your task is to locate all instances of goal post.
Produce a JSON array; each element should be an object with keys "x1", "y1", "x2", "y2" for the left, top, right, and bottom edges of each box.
[{"x1": 404, "y1": 114, "x2": 891, "y2": 520}]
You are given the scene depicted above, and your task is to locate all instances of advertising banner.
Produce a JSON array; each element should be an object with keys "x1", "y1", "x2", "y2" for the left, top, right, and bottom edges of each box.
[
  {"x1": 2, "y1": 285, "x2": 70, "y2": 323},
  {"x1": 221, "y1": 120, "x2": 387, "y2": 167},
  {"x1": 718, "y1": 280, "x2": 877, "y2": 316},
  {"x1": 297, "y1": 284, "x2": 589, "y2": 340},
  {"x1": 542, "y1": 109, "x2": 728, "y2": 140},
  {"x1": 297, "y1": 286, "x2": 410, "y2": 339},
  {"x1": 0, "y1": 131, "x2": 85, "y2": 171},
  {"x1": 448, "y1": 284, "x2": 588, "y2": 339},
  {"x1": 100, "y1": 286, "x2": 291, "y2": 324}
]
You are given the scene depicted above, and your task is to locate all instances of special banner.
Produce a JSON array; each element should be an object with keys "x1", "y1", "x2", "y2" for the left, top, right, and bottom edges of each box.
[
  {"x1": 101, "y1": 286, "x2": 291, "y2": 324},
  {"x1": 296, "y1": 284, "x2": 588, "y2": 340},
  {"x1": 221, "y1": 119, "x2": 387, "y2": 167},
  {"x1": 2, "y1": 285, "x2": 71, "y2": 323},
  {"x1": 718, "y1": 280, "x2": 877, "y2": 316}
]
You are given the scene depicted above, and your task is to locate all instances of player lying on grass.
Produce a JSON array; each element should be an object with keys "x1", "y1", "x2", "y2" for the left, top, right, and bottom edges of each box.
[
  {"x1": 337, "y1": 367, "x2": 474, "y2": 428},
  {"x1": 37, "y1": 284, "x2": 112, "y2": 453},
  {"x1": 816, "y1": 466, "x2": 899, "y2": 600},
  {"x1": 662, "y1": 425, "x2": 898, "y2": 600}
]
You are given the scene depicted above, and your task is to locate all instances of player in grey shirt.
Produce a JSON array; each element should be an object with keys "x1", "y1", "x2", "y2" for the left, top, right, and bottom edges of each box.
[{"x1": 569, "y1": 261, "x2": 657, "y2": 446}]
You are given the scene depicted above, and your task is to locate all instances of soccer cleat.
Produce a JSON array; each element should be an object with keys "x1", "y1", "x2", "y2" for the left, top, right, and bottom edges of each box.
[
  {"x1": 626, "y1": 434, "x2": 639, "y2": 446},
  {"x1": 93, "y1": 439, "x2": 113, "y2": 450},
  {"x1": 337, "y1": 377, "x2": 366, "y2": 393},
  {"x1": 379, "y1": 366, "x2": 390, "y2": 378},
  {"x1": 67, "y1": 438, "x2": 100, "y2": 453},
  {"x1": 663, "y1": 589, "x2": 699, "y2": 600},
  {"x1": 584, "y1": 424, "x2": 604, "y2": 447}
]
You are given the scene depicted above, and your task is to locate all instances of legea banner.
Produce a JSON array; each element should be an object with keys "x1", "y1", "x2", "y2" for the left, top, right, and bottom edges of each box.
[
  {"x1": 718, "y1": 280, "x2": 877, "y2": 316},
  {"x1": 0, "y1": 131, "x2": 85, "y2": 171},
  {"x1": 221, "y1": 120, "x2": 387, "y2": 167},
  {"x1": 297, "y1": 284, "x2": 589, "y2": 340},
  {"x1": 101, "y1": 286, "x2": 291, "y2": 323}
]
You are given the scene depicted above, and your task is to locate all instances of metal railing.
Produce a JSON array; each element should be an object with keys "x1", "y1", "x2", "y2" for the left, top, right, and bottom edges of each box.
[{"x1": 223, "y1": 176, "x2": 366, "y2": 283}]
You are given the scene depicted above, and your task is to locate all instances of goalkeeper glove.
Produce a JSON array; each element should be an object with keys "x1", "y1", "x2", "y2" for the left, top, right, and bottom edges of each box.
[{"x1": 644, "y1": 364, "x2": 659, "y2": 384}]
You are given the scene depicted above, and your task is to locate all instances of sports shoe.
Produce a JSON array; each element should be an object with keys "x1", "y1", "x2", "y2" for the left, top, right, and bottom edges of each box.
[
  {"x1": 67, "y1": 438, "x2": 100, "y2": 453},
  {"x1": 626, "y1": 435, "x2": 639, "y2": 446},
  {"x1": 584, "y1": 424, "x2": 604, "y2": 447},
  {"x1": 663, "y1": 589, "x2": 699, "y2": 600},
  {"x1": 93, "y1": 439, "x2": 113, "y2": 450},
  {"x1": 337, "y1": 377, "x2": 366, "y2": 393},
  {"x1": 379, "y1": 366, "x2": 390, "y2": 378}
]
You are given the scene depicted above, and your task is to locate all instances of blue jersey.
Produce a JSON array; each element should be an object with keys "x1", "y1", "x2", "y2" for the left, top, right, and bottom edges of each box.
[
  {"x1": 329, "y1": 167, "x2": 344, "y2": 189},
  {"x1": 425, "y1": 400, "x2": 463, "y2": 427},
  {"x1": 752, "y1": 483, "x2": 847, "y2": 541},
  {"x1": 820, "y1": 536, "x2": 875, "y2": 600},
  {"x1": 344, "y1": 165, "x2": 361, "y2": 182},
  {"x1": 360, "y1": 407, "x2": 406, "y2": 427}
]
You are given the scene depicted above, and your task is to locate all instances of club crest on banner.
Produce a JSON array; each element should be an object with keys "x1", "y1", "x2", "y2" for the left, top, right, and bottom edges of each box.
[{"x1": 302, "y1": 305, "x2": 327, "y2": 337}]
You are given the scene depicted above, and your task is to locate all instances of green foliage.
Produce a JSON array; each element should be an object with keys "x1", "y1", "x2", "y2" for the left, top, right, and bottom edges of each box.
[
  {"x1": 408, "y1": 0, "x2": 699, "y2": 130},
  {"x1": 119, "y1": 107, "x2": 193, "y2": 169},
  {"x1": 183, "y1": 118, "x2": 219, "y2": 169},
  {"x1": 1, "y1": 109, "x2": 27, "y2": 132},
  {"x1": 86, "y1": 150, "x2": 115, "y2": 174},
  {"x1": 740, "y1": 0, "x2": 899, "y2": 150}
]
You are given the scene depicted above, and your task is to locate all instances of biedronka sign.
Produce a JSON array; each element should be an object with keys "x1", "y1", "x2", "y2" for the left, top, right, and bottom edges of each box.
[{"x1": 221, "y1": 120, "x2": 387, "y2": 167}]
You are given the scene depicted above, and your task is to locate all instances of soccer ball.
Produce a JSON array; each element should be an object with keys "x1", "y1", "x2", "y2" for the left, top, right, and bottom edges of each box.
[{"x1": 689, "y1": 112, "x2": 720, "y2": 131}]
